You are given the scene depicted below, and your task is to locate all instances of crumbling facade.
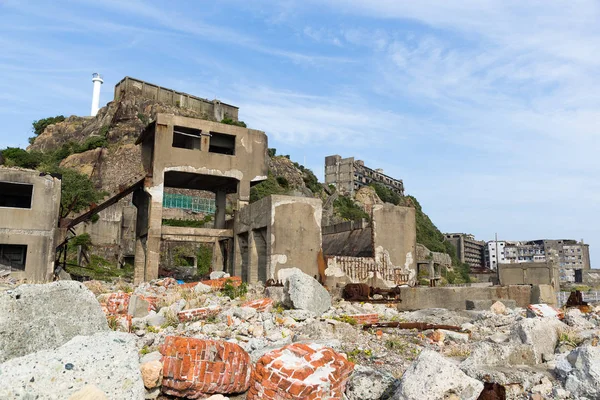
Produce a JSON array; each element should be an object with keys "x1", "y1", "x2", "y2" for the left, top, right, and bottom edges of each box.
[
  {"x1": 235, "y1": 195, "x2": 322, "y2": 282},
  {"x1": 324, "y1": 155, "x2": 404, "y2": 197},
  {"x1": 132, "y1": 114, "x2": 268, "y2": 283},
  {"x1": 0, "y1": 167, "x2": 61, "y2": 281},
  {"x1": 322, "y1": 204, "x2": 417, "y2": 287}
]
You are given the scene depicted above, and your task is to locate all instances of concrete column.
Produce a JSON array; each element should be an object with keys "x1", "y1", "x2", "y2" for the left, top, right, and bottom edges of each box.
[
  {"x1": 144, "y1": 192, "x2": 164, "y2": 281},
  {"x1": 215, "y1": 190, "x2": 226, "y2": 229},
  {"x1": 211, "y1": 239, "x2": 224, "y2": 272},
  {"x1": 133, "y1": 236, "x2": 146, "y2": 284},
  {"x1": 248, "y1": 230, "x2": 258, "y2": 283}
]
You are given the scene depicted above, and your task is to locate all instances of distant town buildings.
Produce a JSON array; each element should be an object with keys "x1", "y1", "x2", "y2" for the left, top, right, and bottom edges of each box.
[
  {"x1": 444, "y1": 233, "x2": 485, "y2": 268},
  {"x1": 324, "y1": 155, "x2": 404, "y2": 197},
  {"x1": 485, "y1": 239, "x2": 591, "y2": 283}
]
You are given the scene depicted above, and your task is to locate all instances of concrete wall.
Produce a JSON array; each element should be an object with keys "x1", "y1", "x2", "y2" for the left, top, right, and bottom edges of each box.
[
  {"x1": 323, "y1": 203, "x2": 417, "y2": 288},
  {"x1": 0, "y1": 168, "x2": 61, "y2": 281},
  {"x1": 498, "y1": 261, "x2": 560, "y2": 292},
  {"x1": 397, "y1": 285, "x2": 556, "y2": 311},
  {"x1": 114, "y1": 76, "x2": 239, "y2": 121},
  {"x1": 235, "y1": 195, "x2": 322, "y2": 282}
]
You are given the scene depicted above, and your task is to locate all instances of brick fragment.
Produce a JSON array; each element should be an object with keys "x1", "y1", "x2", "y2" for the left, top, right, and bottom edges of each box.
[
  {"x1": 343, "y1": 313, "x2": 379, "y2": 325},
  {"x1": 200, "y1": 276, "x2": 242, "y2": 289},
  {"x1": 241, "y1": 298, "x2": 274, "y2": 313},
  {"x1": 99, "y1": 292, "x2": 132, "y2": 331},
  {"x1": 247, "y1": 343, "x2": 354, "y2": 400},
  {"x1": 161, "y1": 336, "x2": 253, "y2": 398},
  {"x1": 177, "y1": 306, "x2": 221, "y2": 323}
]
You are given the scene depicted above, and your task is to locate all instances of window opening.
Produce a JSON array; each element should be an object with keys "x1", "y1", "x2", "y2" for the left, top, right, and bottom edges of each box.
[
  {"x1": 0, "y1": 182, "x2": 33, "y2": 208},
  {"x1": 172, "y1": 126, "x2": 202, "y2": 150},
  {"x1": 209, "y1": 132, "x2": 235, "y2": 155},
  {"x1": 0, "y1": 244, "x2": 27, "y2": 270}
]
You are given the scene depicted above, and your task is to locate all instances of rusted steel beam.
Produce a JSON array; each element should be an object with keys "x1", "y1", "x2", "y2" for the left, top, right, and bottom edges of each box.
[{"x1": 362, "y1": 322, "x2": 462, "y2": 332}]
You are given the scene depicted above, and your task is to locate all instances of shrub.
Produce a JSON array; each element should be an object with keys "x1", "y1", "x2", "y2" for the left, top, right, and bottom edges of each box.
[
  {"x1": 250, "y1": 173, "x2": 286, "y2": 203},
  {"x1": 333, "y1": 196, "x2": 369, "y2": 221},
  {"x1": 32, "y1": 115, "x2": 65, "y2": 136},
  {"x1": 220, "y1": 116, "x2": 247, "y2": 128},
  {"x1": 222, "y1": 280, "x2": 248, "y2": 299},
  {"x1": 268, "y1": 148, "x2": 277, "y2": 157},
  {"x1": 370, "y1": 182, "x2": 401, "y2": 205},
  {"x1": 0, "y1": 147, "x2": 44, "y2": 169},
  {"x1": 276, "y1": 176, "x2": 289, "y2": 188}
]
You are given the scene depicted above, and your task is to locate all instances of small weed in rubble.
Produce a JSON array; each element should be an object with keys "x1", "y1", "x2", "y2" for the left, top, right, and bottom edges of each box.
[
  {"x1": 146, "y1": 325, "x2": 159, "y2": 333},
  {"x1": 272, "y1": 302, "x2": 286, "y2": 314},
  {"x1": 331, "y1": 315, "x2": 358, "y2": 325},
  {"x1": 161, "y1": 309, "x2": 180, "y2": 329},
  {"x1": 222, "y1": 281, "x2": 248, "y2": 300},
  {"x1": 558, "y1": 328, "x2": 584, "y2": 347},
  {"x1": 444, "y1": 344, "x2": 471, "y2": 358},
  {"x1": 115, "y1": 280, "x2": 134, "y2": 293},
  {"x1": 346, "y1": 348, "x2": 373, "y2": 363},
  {"x1": 107, "y1": 315, "x2": 119, "y2": 331}
]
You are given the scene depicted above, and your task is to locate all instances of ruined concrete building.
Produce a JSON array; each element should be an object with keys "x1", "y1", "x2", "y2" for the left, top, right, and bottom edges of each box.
[
  {"x1": 0, "y1": 167, "x2": 61, "y2": 281},
  {"x1": 322, "y1": 204, "x2": 417, "y2": 287},
  {"x1": 132, "y1": 113, "x2": 268, "y2": 283},
  {"x1": 324, "y1": 155, "x2": 404, "y2": 197},
  {"x1": 444, "y1": 233, "x2": 485, "y2": 268}
]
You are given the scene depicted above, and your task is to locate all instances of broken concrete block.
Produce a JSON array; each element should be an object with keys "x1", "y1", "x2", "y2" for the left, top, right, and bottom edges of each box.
[
  {"x1": 465, "y1": 299, "x2": 516, "y2": 311},
  {"x1": 393, "y1": 349, "x2": 483, "y2": 400},
  {"x1": 193, "y1": 282, "x2": 213, "y2": 294},
  {"x1": 161, "y1": 336, "x2": 252, "y2": 398},
  {"x1": 68, "y1": 385, "x2": 108, "y2": 400},
  {"x1": 247, "y1": 343, "x2": 354, "y2": 400},
  {"x1": 559, "y1": 345, "x2": 600, "y2": 398},
  {"x1": 265, "y1": 286, "x2": 285, "y2": 303},
  {"x1": 511, "y1": 317, "x2": 566, "y2": 364},
  {"x1": 284, "y1": 270, "x2": 331, "y2": 316},
  {"x1": 345, "y1": 365, "x2": 397, "y2": 400},
  {"x1": 0, "y1": 281, "x2": 108, "y2": 362},
  {"x1": 209, "y1": 271, "x2": 230, "y2": 279},
  {"x1": 128, "y1": 295, "x2": 151, "y2": 318},
  {"x1": 0, "y1": 332, "x2": 144, "y2": 399},
  {"x1": 490, "y1": 301, "x2": 507, "y2": 315}
]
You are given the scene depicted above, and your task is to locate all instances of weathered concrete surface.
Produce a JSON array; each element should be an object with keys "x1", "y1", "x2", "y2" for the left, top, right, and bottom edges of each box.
[
  {"x1": 498, "y1": 261, "x2": 560, "y2": 293},
  {"x1": 0, "y1": 281, "x2": 108, "y2": 362},
  {"x1": 0, "y1": 332, "x2": 144, "y2": 399},
  {"x1": 511, "y1": 317, "x2": 566, "y2": 364},
  {"x1": 345, "y1": 365, "x2": 397, "y2": 400},
  {"x1": 392, "y1": 349, "x2": 483, "y2": 400},
  {"x1": 235, "y1": 195, "x2": 322, "y2": 282},
  {"x1": 284, "y1": 270, "x2": 331, "y2": 316},
  {"x1": 466, "y1": 299, "x2": 517, "y2": 310},
  {"x1": 556, "y1": 345, "x2": 600, "y2": 398},
  {"x1": 0, "y1": 167, "x2": 61, "y2": 282},
  {"x1": 397, "y1": 285, "x2": 555, "y2": 311}
]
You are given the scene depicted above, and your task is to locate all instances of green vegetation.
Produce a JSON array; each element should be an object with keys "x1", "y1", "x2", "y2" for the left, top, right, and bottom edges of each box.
[
  {"x1": 222, "y1": 280, "x2": 248, "y2": 299},
  {"x1": 370, "y1": 182, "x2": 402, "y2": 205},
  {"x1": 346, "y1": 348, "x2": 373, "y2": 363},
  {"x1": 220, "y1": 116, "x2": 247, "y2": 128},
  {"x1": 54, "y1": 167, "x2": 105, "y2": 218},
  {"x1": 267, "y1": 148, "x2": 277, "y2": 157},
  {"x1": 195, "y1": 245, "x2": 212, "y2": 276},
  {"x1": 30, "y1": 115, "x2": 65, "y2": 144},
  {"x1": 66, "y1": 254, "x2": 133, "y2": 281},
  {"x1": 162, "y1": 215, "x2": 212, "y2": 228},
  {"x1": 276, "y1": 176, "x2": 289, "y2": 188},
  {"x1": 137, "y1": 113, "x2": 149, "y2": 125},
  {"x1": 331, "y1": 315, "x2": 357, "y2": 325},
  {"x1": 333, "y1": 195, "x2": 369, "y2": 221},
  {"x1": 250, "y1": 173, "x2": 287, "y2": 203},
  {"x1": 292, "y1": 161, "x2": 322, "y2": 194}
]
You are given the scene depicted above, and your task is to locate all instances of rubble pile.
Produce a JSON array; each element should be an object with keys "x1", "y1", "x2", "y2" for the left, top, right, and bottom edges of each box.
[{"x1": 0, "y1": 271, "x2": 600, "y2": 399}]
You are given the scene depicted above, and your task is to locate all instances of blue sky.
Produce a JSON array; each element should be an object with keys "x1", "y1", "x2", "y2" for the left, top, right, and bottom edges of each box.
[{"x1": 1, "y1": 1, "x2": 599, "y2": 266}]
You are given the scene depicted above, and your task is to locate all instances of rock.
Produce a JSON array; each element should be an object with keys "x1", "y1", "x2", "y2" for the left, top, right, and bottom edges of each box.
[
  {"x1": 128, "y1": 295, "x2": 151, "y2": 318},
  {"x1": 247, "y1": 343, "x2": 354, "y2": 400},
  {"x1": 345, "y1": 365, "x2": 397, "y2": 400},
  {"x1": 68, "y1": 385, "x2": 108, "y2": 400},
  {"x1": 564, "y1": 308, "x2": 594, "y2": 329},
  {"x1": 276, "y1": 267, "x2": 304, "y2": 284},
  {"x1": 429, "y1": 329, "x2": 445, "y2": 343},
  {"x1": 284, "y1": 270, "x2": 331, "y2": 316},
  {"x1": 490, "y1": 301, "x2": 507, "y2": 315},
  {"x1": 0, "y1": 281, "x2": 108, "y2": 362},
  {"x1": 531, "y1": 376, "x2": 553, "y2": 396},
  {"x1": 558, "y1": 345, "x2": 600, "y2": 398},
  {"x1": 440, "y1": 329, "x2": 469, "y2": 343},
  {"x1": 465, "y1": 299, "x2": 516, "y2": 311},
  {"x1": 145, "y1": 388, "x2": 160, "y2": 399},
  {"x1": 209, "y1": 271, "x2": 230, "y2": 279},
  {"x1": 140, "y1": 360, "x2": 163, "y2": 389},
  {"x1": 265, "y1": 286, "x2": 285, "y2": 303},
  {"x1": 146, "y1": 311, "x2": 166, "y2": 327},
  {"x1": 0, "y1": 332, "x2": 144, "y2": 399},
  {"x1": 233, "y1": 306, "x2": 258, "y2": 320},
  {"x1": 282, "y1": 309, "x2": 316, "y2": 321},
  {"x1": 194, "y1": 282, "x2": 213, "y2": 293},
  {"x1": 206, "y1": 396, "x2": 229, "y2": 400},
  {"x1": 161, "y1": 336, "x2": 252, "y2": 398},
  {"x1": 140, "y1": 351, "x2": 162, "y2": 364},
  {"x1": 511, "y1": 317, "x2": 566, "y2": 363},
  {"x1": 488, "y1": 332, "x2": 510, "y2": 344},
  {"x1": 392, "y1": 349, "x2": 483, "y2": 400}
]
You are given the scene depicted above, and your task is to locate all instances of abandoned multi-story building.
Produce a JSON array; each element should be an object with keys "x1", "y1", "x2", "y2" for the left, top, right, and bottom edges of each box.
[
  {"x1": 0, "y1": 167, "x2": 61, "y2": 282},
  {"x1": 485, "y1": 239, "x2": 591, "y2": 283},
  {"x1": 444, "y1": 233, "x2": 485, "y2": 268},
  {"x1": 324, "y1": 155, "x2": 404, "y2": 197}
]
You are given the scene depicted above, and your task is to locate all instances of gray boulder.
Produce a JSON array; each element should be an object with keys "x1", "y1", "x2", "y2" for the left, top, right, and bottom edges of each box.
[
  {"x1": 557, "y1": 345, "x2": 600, "y2": 398},
  {"x1": 0, "y1": 281, "x2": 108, "y2": 362},
  {"x1": 511, "y1": 317, "x2": 566, "y2": 363},
  {"x1": 284, "y1": 271, "x2": 331, "y2": 316},
  {"x1": 345, "y1": 365, "x2": 397, "y2": 400},
  {"x1": 0, "y1": 331, "x2": 145, "y2": 399},
  {"x1": 564, "y1": 308, "x2": 594, "y2": 330},
  {"x1": 392, "y1": 349, "x2": 483, "y2": 400}
]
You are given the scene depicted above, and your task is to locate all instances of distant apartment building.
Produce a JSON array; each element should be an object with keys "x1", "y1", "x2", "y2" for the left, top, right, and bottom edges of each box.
[
  {"x1": 324, "y1": 155, "x2": 404, "y2": 197},
  {"x1": 485, "y1": 239, "x2": 591, "y2": 283},
  {"x1": 444, "y1": 233, "x2": 485, "y2": 268}
]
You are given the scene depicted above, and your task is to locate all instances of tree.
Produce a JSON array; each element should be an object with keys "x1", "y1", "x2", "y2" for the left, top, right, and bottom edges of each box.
[
  {"x1": 49, "y1": 167, "x2": 105, "y2": 218},
  {"x1": 30, "y1": 115, "x2": 65, "y2": 143},
  {"x1": 370, "y1": 182, "x2": 401, "y2": 205}
]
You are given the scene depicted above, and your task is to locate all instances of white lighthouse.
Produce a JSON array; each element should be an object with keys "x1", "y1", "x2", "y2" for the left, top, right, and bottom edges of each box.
[{"x1": 90, "y1": 73, "x2": 103, "y2": 116}]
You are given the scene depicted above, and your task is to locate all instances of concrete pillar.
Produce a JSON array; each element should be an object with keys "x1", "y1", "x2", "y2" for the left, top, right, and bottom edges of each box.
[
  {"x1": 215, "y1": 190, "x2": 226, "y2": 229},
  {"x1": 144, "y1": 192, "x2": 163, "y2": 281},
  {"x1": 212, "y1": 239, "x2": 224, "y2": 272},
  {"x1": 248, "y1": 230, "x2": 258, "y2": 283},
  {"x1": 133, "y1": 236, "x2": 146, "y2": 284}
]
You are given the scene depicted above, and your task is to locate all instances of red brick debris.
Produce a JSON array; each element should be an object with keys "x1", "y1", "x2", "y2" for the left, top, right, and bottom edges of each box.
[
  {"x1": 161, "y1": 336, "x2": 253, "y2": 398},
  {"x1": 100, "y1": 292, "x2": 132, "y2": 331},
  {"x1": 344, "y1": 313, "x2": 379, "y2": 325},
  {"x1": 177, "y1": 306, "x2": 221, "y2": 323},
  {"x1": 241, "y1": 298, "x2": 274, "y2": 313},
  {"x1": 247, "y1": 343, "x2": 355, "y2": 400},
  {"x1": 200, "y1": 276, "x2": 242, "y2": 289}
]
